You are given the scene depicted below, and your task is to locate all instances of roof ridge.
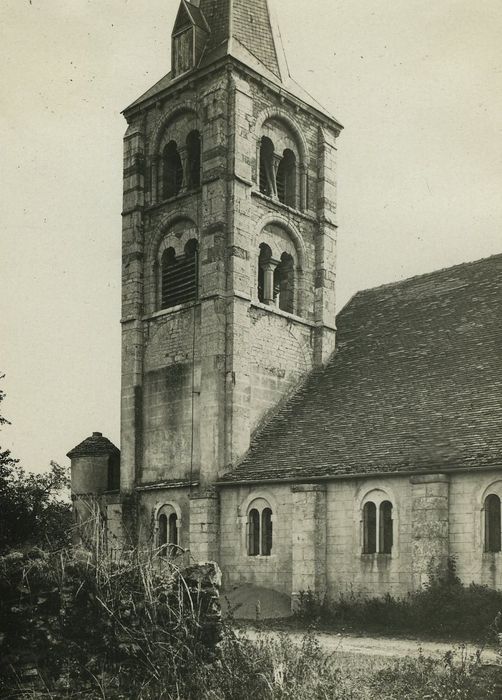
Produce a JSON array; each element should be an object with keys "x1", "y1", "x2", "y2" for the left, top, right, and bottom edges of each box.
[{"x1": 350, "y1": 251, "x2": 502, "y2": 301}]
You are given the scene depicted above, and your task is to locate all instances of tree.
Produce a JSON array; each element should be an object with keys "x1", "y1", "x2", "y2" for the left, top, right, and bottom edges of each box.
[{"x1": 0, "y1": 374, "x2": 72, "y2": 553}]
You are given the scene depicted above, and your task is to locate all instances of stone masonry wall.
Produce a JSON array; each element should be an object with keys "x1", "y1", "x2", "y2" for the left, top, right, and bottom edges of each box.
[
  {"x1": 449, "y1": 469, "x2": 502, "y2": 590},
  {"x1": 219, "y1": 485, "x2": 293, "y2": 594}
]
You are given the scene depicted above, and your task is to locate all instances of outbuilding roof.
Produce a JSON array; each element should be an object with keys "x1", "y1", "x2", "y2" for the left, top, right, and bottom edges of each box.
[
  {"x1": 67, "y1": 432, "x2": 119, "y2": 459},
  {"x1": 221, "y1": 253, "x2": 502, "y2": 484}
]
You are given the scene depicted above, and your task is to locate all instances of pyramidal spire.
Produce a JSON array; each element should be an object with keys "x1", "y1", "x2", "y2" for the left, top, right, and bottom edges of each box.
[{"x1": 196, "y1": 0, "x2": 289, "y2": 81}]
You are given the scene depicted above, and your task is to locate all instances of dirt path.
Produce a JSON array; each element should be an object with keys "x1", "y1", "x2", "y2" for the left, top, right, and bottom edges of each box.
[{"x1": 242, "y1": 628, "x2": 499, "y2": 662}]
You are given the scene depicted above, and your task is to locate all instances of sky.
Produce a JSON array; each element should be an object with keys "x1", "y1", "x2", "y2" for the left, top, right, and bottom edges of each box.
[{"x1": 1, "y1": 0, "x2": 501, "y2": 474}]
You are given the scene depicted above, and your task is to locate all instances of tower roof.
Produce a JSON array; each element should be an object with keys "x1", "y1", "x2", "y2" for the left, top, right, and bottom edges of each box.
[
  {"x1": 67, "y1": 432, "x2": 119, "y2": 459},
  {"x1": 125, "y1": 0, "x2": 340, "y2": 124},
  {"x1": 197, "y1": 0, "x2": 285, "y2": 80}
]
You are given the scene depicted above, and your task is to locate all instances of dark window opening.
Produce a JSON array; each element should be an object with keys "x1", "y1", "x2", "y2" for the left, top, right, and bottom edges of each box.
[
  {"x1": 161, "y1": 240, "x2": 198, "y2": 309},
  {"x1": 186, "y1": 130, "x2": 201, "y2": 189},
  {"x1": 107, "y1": 453, "x2": 120, "y2": 492},
  {"x1": 248, "y1": 508, "x2": 260, "y2": 556},
  {"x1": 485, "y1": 494, "x2": 501, "y2": 553},
  {"x1": 159, "y1": 513, "x2": 168, "y2": 556},
  {"x1": 259, "y1": 137, "x2": 275, "y2": 196},
  {"x1": 168, "y1": 512, "x2": 178, "y2": 547},
  {"x1": 163, "y1": 140, "x2": 183, "y2": 199},
  {"x1": 273, "y1": 252, "x2": 295, "y2": 313},
  {"x1": 363, "y1": 502, "x2": 377, "y2": 554},
  {"x1": 380, "y1": 501, "x2": 393, "y2": 554},
  {"x1": 276, "y1": 149, "x2": 297, "y2": 207},
  {"x1": 248, "y1": 506, "x2": 273, "y2": 556},
  {"x1": 257, "y1": 243, "x2": 272, "y2": 303},
  {"x1": 261, "y1": 508, "x2": 273, "y2": 556}
]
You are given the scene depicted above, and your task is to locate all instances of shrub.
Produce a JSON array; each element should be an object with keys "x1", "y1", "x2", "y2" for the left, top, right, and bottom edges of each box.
[
  {"x1": 295, "y1": 558, "x2": 502, "y2": 640},
  {"x1": 0, "y1": 547, "x2": 222, "y2": 697}
]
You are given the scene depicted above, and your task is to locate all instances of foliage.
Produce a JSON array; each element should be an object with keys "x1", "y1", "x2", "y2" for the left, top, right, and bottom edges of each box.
[
  {"x1": 0, "y1": 373, "x2": 72, "y2": 553},
  {"x1": 295, "y1": 558, "x2": 502, "y2": 640},
  {"x1": 369, "y1": 648, "x2": 497, "y2": 700},
  {"x1": 0, "y1": 546, "x2": 222, "y2": 698},
  {"x1": 1, "y1": 541, "x2": 498, "y2": 699}
]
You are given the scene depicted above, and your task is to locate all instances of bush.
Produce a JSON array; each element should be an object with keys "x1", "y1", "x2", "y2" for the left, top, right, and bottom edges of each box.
[
  {"x1": 0, "y1": 547, "x2": 222, "y2": 698},
  {"x1": 296, "y1": 558, "x2": 502, "y2": 640}
]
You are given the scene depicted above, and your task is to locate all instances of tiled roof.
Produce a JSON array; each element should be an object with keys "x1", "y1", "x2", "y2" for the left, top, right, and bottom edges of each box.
[
  {"x1": 221, "y1": 254, "x2": 502, "y2": 483},
  {"x1": 67, "y1": 432, "x2": 119, "y2": 459},
  {"x1": 124, "y1": 0, "x2": 341, "y2": 125}
]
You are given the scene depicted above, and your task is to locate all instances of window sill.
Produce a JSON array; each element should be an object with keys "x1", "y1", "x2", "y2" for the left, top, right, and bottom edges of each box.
[
  {"x1": 360, "y1": 552, "x2": 393, "y2": 559},
  {"x1": 247, "y1": 554, "x2": 276, "y2": 560},
  {"x1": 250, "y1": 301, "x2": 315, "y2": 328},
  {"x1": 251, "y1": 189, "x2": 317, "y2": 222},
  {"x1": 143, "y1": 301, "x2": 199, "y2": 321},
  {"x1": 145, "y1": 187, "x2": 202, "y2": 211}
]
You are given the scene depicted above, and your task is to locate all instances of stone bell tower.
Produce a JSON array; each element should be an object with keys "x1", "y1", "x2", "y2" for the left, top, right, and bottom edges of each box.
[{"x1": 71, "y1": 0, "x2": 342, "y2": 558}]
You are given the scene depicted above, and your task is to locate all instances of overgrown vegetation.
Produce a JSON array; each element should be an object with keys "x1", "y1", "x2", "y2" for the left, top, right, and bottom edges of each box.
[
  {"x1": 0, "y1": 373, "x2": 72, "y2": 553},
  {"x1": 2, "y1": 543, "x2": 500, "y2": 699},
  {"x1": 0, "y1": 546, "x2": 222, "y2": 698},
  {"x1": 296, "y1": 558, "x2": 502, "y2": 641}
]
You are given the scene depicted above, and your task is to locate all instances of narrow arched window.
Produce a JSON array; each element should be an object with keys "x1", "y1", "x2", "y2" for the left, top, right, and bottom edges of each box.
[
  {"x1": 158, "y1": 505, "x2": 180, "y2": 556},
  {"x1": 259, "y1": 137, "x2": 275, "y2": 197},
  {"x1": 276, "y1": 149, "x2": 297, "y2": 207},
  {"x1": 380, "y1": 501, "x2": 393, "y2": 554},
  {"x1": 163, "y1": 140, "x2": 183, "y2": 199},
  {"x1": 247, "y1": 500, "x2": 273, "y2": 556},
  {"x1": 161, "y1": 247, "x2": 176, "y2": 309},
  {"x1": 363, "y1": 502, "x2": 377, "y2": 554},
  {"x1": 485, "y1": 494, "x2": 501, "y2": 553},
  {"x1": 258, "y1": 243, "x2": 272, "y2": 304},
  {"x1": 159, "y1": 513, "x2": 168, "y2": 556},
  {"x1": 168, "y1": 512, "x2": 178, "y2": 547},
  {"x1": 262, "y1": 508, "x2": 273, "y2": 556},
  {"x1": 186, "y1": 130, "x2": 201, "y2": 189},
  {"x1": 161, "y1": 240, "x2": 198, "y2": 309},
  {"x1": 248, "y1": 508, "x2": 260, "y2": 556},
  {"x1": 273, "y1": 252, "x2": 295, "y2": 313}
]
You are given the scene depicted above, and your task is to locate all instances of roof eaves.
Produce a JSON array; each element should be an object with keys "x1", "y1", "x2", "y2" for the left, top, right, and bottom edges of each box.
[{"x1": 217, "y1": 462, "x2": 502, "y2": 487}]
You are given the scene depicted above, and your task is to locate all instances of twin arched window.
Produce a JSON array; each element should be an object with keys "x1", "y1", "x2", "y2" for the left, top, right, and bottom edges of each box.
[
  {"x1": 484, "y1": 494, "x2": 501, "y2": 553},
  {"x1": 161, "y1": 238, "x2": 199, "y2": 309},
  {"x1": 257, "y1": 243, "x2": 295, "y2": 314},
  {"x1": 158, "y1": 504, "x2": 179, "y2": 556},
  {"x1": 363, "y1": 500, "x2": 393, "y2": 554},
  {"x1": 247, "y1": 500, "x2": 273, "y2": 556},
  {"x1": 162, "y1": 130, "x2": 201, "y2": 199},
  {"x1": 259, "y1": 137, "x2": 298, "y2": 208}
]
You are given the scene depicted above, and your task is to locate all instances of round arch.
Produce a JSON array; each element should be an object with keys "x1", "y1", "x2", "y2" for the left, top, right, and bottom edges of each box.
[
  {"x1": 254, "y1": 107, "x2": 309, "y2": 163},
  {"x1": 255, "y1": 213, "x2": 306, "y2": 271},
  {"x1": 147, "y1": 213, "x2": 199, "y2": 263},
  {"x1": 150, "y1": 102, "x2": 200, "y2": 156},
  {"x1": 238, "y1": 490, "x2": 278, "y2": 519}
]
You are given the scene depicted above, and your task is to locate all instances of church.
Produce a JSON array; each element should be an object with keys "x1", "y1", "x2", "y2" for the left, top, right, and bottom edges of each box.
[{"x1": 69, "y1": 0, "x2": 502, "y2": 607}]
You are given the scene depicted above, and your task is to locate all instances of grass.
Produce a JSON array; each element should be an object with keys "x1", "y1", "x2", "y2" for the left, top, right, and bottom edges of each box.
[{"x1": 2, "y1": 537, "x2": 500, "y2": 699}]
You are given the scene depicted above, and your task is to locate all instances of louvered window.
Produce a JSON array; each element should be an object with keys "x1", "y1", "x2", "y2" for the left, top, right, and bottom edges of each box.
[{"x1": 161, "y1": 240, "x2": 198, "y2": 309}]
